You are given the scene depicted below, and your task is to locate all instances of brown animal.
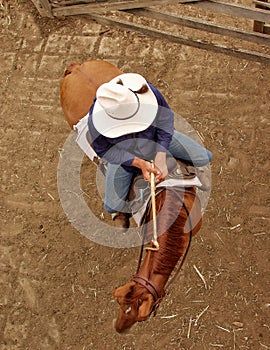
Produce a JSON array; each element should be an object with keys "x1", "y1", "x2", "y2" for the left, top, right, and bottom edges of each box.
[
  {"x1": 60, "y1": 59, "x2": 202, "y2": 333},
  {"x1": 60, "y1": 59, "x2": 122, "y2": 128},
  {"x1": 113, "y1": 187, "x2": 202, "y2": 333}
]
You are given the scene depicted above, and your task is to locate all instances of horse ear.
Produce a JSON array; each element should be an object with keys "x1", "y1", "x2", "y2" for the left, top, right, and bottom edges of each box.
[
  {"x1": 113, "y1": 281, "x2": 136, "y2": 299},
  {"x1": 137, "y1": 294, "x2": 154, "y2": 321}
]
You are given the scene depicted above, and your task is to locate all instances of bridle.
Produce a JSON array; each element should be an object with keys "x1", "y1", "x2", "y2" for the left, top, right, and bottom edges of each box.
[
  {"x1": 131, "y1": 186, "x2": 194, "y2": 314},
  {"x1": 131, "y1": 274, "x2": 164, "y2": 302}
]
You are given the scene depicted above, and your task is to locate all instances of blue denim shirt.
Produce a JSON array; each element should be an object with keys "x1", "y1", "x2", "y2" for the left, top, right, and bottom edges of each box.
[{"x1": 88, "y1": 82, "x2": 174, "y2": 173}]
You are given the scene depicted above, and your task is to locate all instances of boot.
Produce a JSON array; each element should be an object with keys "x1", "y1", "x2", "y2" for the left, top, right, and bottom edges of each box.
[{"x1": 111, "y1": 212, "x2": 131, "y2": 232}]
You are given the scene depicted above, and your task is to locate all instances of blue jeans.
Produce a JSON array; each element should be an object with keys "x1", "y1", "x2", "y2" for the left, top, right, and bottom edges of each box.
[{"x1": 104, "y1": 130, "x2": 212, "y2": 213}]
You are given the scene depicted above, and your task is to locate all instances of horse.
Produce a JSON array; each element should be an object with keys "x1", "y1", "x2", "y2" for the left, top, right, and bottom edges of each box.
[
  {"x1": 60, "y1": 59, "x2": 123, "y2": 129},
  {"x1": 60, "y1": 59, "x2": 203, "y2": 333},
  {"x1": 113, "y1": 184, "x2": 202, "y2": 333}
]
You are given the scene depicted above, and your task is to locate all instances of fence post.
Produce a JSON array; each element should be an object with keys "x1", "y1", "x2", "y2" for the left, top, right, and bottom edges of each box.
[
  {"x1": 30, "y1": 0, "x2": 54, "y2": 18},
  {"x1": 253, "y1": 0, "x2": 269, "y2": 32}
]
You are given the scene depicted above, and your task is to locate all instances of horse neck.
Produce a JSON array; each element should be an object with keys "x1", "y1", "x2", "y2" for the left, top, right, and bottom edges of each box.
[
  {"x1": 137, "y1": 188, "x2": 196, "y2": 292},
  {"x1": 138, "y1": 249, "x2": 169, "y2": 292}
]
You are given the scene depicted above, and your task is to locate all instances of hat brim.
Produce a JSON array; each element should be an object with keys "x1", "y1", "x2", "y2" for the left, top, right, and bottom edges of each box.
[{"x1": 92, "y1": 75, "x2": 158, "y2": 138}]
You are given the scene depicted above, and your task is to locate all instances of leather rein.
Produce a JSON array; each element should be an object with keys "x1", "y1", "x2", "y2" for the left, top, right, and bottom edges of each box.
[{"x1": 131, "y1": 187, "x2": 194, "y2": 313}]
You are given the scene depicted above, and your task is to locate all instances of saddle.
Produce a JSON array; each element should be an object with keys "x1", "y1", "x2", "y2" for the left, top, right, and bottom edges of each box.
[{"x1": 128, "y1": 157, "x2": 197, "y2": 215}]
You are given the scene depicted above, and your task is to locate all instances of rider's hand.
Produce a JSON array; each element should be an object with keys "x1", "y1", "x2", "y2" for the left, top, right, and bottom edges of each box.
[
  {"x1": 154, "y1": 152, "x2": 168, "y2": 183},
  {"x1": 131, "y1": 157, "x2": 160, "y2": 182}
]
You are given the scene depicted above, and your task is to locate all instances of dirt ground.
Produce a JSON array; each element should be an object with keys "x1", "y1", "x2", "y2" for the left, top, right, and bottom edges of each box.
[{"x1": 1, "y1": 0, "x2": 270, "y2": 349}]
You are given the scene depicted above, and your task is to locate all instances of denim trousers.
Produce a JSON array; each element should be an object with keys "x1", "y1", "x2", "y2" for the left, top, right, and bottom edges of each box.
[{"x1": 104, "y1": 130, "x2": 212, "y2": 213}]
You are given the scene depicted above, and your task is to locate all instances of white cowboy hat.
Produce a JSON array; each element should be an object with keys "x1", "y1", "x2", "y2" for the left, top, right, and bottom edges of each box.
[{"x1": 92, "y1": 73, "x2": 158, "y2": 138}]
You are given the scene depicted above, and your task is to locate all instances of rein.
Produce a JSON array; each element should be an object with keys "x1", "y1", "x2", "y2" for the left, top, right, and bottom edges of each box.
[
  {"x1": 133, "y1": 186, "x2": 194, "y2": 310},
  {"x1": 131, "y1": 274, "x2": 162, "y2": 302}
]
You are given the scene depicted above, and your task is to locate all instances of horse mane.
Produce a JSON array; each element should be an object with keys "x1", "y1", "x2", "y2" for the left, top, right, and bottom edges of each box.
[
  {"x1": 120, "y1": 187, "x2": 197, "y2": 304},
  {"x1": 146, "y1": 188, "x2": 195, "y2": 276}
]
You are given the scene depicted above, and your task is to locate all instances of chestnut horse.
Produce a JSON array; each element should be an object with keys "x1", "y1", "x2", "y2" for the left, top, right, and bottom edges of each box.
[
  {"x1": 60, "y1": 59, "x2": 202, "y2": 333},
  {"x1": 113, "y1": 186, "x2": 202, "y2": 333},
  {"x1": 60, "y1": 59, "x2": 123, "y2": 129}
]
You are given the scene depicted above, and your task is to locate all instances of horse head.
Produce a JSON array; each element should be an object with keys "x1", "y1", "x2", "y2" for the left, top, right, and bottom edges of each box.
[{"x1": 113, "y1": 281, "x2": 156, "y2": 333}]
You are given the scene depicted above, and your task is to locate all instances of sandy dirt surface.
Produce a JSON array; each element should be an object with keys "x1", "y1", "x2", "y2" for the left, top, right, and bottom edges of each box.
[{"x1": 1, "y1": 1, "x2": 270, "y2": 349}]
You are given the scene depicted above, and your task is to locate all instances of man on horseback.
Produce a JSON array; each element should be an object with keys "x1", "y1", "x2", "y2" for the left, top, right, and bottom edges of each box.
[{"x1": 88, "y1": 73, "x2": 212, "y2": 231}]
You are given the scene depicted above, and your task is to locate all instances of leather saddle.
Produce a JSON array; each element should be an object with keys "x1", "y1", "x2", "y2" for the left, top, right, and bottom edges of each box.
[{"x1": 128, "y1": 157, "x2": 196, "y2": 213}]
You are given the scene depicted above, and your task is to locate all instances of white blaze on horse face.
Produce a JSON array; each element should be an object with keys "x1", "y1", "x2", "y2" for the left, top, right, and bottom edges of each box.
[
  {"x1": 125, "y1": 306, "x2": 132, "y2": 314},
  {"x1": 114, "y1": 303, "x2": 139, "y2": 333}
]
